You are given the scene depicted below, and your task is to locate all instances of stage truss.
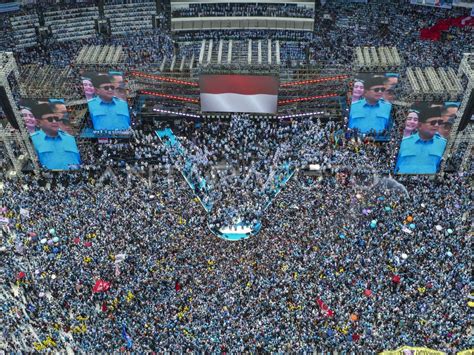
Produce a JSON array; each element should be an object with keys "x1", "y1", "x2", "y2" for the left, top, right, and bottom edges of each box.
[
  {"x1": 0, "y1": 52, "x2": 39, "y2": 175},
  {"x1": 353, "y1": 46, "x2": 403, "y2": 72},
  {"x1": 440, "y1": 53, "x2": 474, "y2": 173}
]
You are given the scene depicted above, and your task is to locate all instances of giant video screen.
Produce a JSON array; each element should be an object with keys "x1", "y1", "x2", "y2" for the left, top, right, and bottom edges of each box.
[
  {"x1": 81, "y1": 71, "x2": 131, "y2": 136},
  {"x1": 349, "y1": 73, "x2": 399, "y2": 138},
  {"x1": 395, "y1": 101, "x2": 459, "y2": 174},
  {"x1": 19, "y1": 98, "x2": 81, "y2": 170},
  {"x1": 199, "y1": 74, "x2": 279, "y2": 114}
]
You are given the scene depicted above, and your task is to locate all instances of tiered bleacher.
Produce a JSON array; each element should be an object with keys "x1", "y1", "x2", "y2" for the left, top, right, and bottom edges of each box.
[
  {"x1": 44, "y1": 6, "x2": 99, "y2": 42},
  {"x1": 10, "y1": 12, "x2": 39, "y2": 48},
  {"x1": 104, "y1": 1, "x2": 156, "y2": 35},
  {"x1": 172, "y1": 3, "x2": 315, "y2": 18}
]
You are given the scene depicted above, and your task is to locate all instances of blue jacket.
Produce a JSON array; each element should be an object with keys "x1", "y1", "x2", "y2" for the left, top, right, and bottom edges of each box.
[
  {"x1": 88, "y1": 96, "x2": 130, "y2": 131},
  {"x1": 395, "y1": 132, "x2": 447, "y2": 174},
  {"x1": 31, "y1": 130, "x2": 81, "y2": 170},
  {"x1": 349, "y1": 98, "x2": 392, "y2": 133}
]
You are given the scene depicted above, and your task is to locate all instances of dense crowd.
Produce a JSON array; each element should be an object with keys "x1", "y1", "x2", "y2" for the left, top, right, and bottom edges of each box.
[
  {"x1": 1, "y1": 114, "x2": 472, "y2": 352},
  {"x1": 172, "y1": 3, "x2": 314, "y2": 19},
  {"x1": 0, "y1": 0, "x2": 473, "y2": 353},
  {"x1": 0, "y1": 0, "x2": 471, "y2": 69}
]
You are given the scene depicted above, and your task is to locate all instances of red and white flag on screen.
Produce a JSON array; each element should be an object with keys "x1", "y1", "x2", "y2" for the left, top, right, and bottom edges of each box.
[{"x1": 200, "y1": 75, "x2": 279, "y2": 114}]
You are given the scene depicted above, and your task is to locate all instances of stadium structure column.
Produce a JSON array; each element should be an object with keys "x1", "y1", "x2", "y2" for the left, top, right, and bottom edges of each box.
[
  {"x1": 0, "y1": 52, "x2": 40, "y2": 174},
  {"x1": 161, "y1": 0, "x2": 171, "y2": 31},
  {"x1": 98, "y1": 0, "x2": 105, "y2": 17},
  {"x1": 35, "y1": 4, "x2": 45, "y2": 26}
]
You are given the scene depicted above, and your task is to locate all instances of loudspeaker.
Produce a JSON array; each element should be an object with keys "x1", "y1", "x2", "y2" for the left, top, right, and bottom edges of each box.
[
  {"x1": 95, "y1": 19, "x2": 111, "y2": 36},
  {"x1": 35, "y1": 26, "x2": 50, "y2": 43},
  {"x1": 152, "y1": 15, "x2": 161, "y2": 29},
  {"x1": 440, "y1": 31, "x2": 449, "y2": 42}
]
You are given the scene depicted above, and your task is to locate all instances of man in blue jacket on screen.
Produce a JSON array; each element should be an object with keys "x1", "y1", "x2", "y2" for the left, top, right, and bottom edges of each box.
[
  {"x1": 395, "y1": 104, "x2": 447, "y2": 174},
  {"x1": 88, "y1": 74, "x2": 130, "y2": 131},
  {"x1": 349, "y1": 75, "x2": 392, "y2": 134},
  {"x1": 30, "y1": 103, "x2": 81, "y2": 170}
]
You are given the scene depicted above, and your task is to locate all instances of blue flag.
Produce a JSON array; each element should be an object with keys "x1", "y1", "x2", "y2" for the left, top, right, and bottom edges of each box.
[{"x1": 121, "y1": 323, "x2": 133, "y2": 349}]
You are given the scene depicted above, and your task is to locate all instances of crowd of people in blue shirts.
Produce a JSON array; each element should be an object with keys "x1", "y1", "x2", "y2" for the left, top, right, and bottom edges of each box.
[{"x1": 0, "y1": 113, "x2": 472, "y2": 352}]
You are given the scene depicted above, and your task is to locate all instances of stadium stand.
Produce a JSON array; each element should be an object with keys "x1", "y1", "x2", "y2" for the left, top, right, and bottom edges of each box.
[
  {"x1": 0, "y1": 0, "x2": 473, "y2": 353},
  {"x1": 44, "y1": 6, "x2": 99, "y2": 42},
  {"x1": 104, "y1": 2, "x2": 157, "y2": 35}
]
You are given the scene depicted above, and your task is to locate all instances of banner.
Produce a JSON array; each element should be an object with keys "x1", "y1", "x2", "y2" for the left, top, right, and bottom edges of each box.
[
  {"x1": 410, "y1": 0, "x2": 453, "y2": 9},
  {"x1": 380, "y1": 345, "x2": 444, "y2": 354},
  {"x1": 420, "y1": 15, "x2": 474, "y2": 41}
]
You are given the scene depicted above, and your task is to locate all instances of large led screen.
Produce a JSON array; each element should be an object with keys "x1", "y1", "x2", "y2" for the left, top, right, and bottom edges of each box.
[
  {"x1": 19, "y1": 98, "x2": 81, "y2": 170},
  {"x1": 395, "y1": 101, "x2": 459, "y2": 174},
  {"x1": 199, "y1": 75, "x2": 279, "y2": 114},
  {"x1": 81, "y1": 71, "x2": 131, "y2": 134},
  {"x1": 348, "y1": 73, "x2": 399, "y2": 137}
]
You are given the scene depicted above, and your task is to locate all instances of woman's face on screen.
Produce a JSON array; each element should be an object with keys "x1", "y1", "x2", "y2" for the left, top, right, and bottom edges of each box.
[
  {"x1": 82, "y1": 79, "x2": 95, "y2": 96},
  {"x1": 21, "y1": 108, "x2": 36, "y2": 128},
  {"x1": 352, "y1": 81, "x2": 364, "y2": 98},
  {"x1": 405, "y1": 111, "x2": 419, "y2": 131}
]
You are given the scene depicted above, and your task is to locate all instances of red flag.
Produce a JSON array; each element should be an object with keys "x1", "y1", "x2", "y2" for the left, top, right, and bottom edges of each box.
[
  {"x1": 93, "y1": 279, "x2": 111, "y2": 293},
  {"x1": 17, "y1": 272, "x2": 26, "y2": 279},
  {"x1": 392, "y1": 275, "x2": 401, "y2": 284},
  {"x1": 433, "y1": 19, "x2": 451, "y2": 31},
  {"x1": 420, "y1": 15, "x2": 474, "y2": 41},
  {"x1": 175, "y1": 280, "x2": 181, "y2": 292},
  {"x1": 101, "y1": 301, "x2": 108, "y2": 312},
  {"x1": 317, "y1": 298, "x2": 334, "y2": 317},
  {"x1": 420, "y1": 28, "x2": 440, "y2": 41}
]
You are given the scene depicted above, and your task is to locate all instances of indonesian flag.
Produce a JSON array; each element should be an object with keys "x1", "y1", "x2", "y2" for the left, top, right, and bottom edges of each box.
[
  {"x1": 199, "y1": 75, "x2": 279, "y2": 114},
  {"x1": 92, "y1": 279, "x2": 111, "y2": 293}
]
